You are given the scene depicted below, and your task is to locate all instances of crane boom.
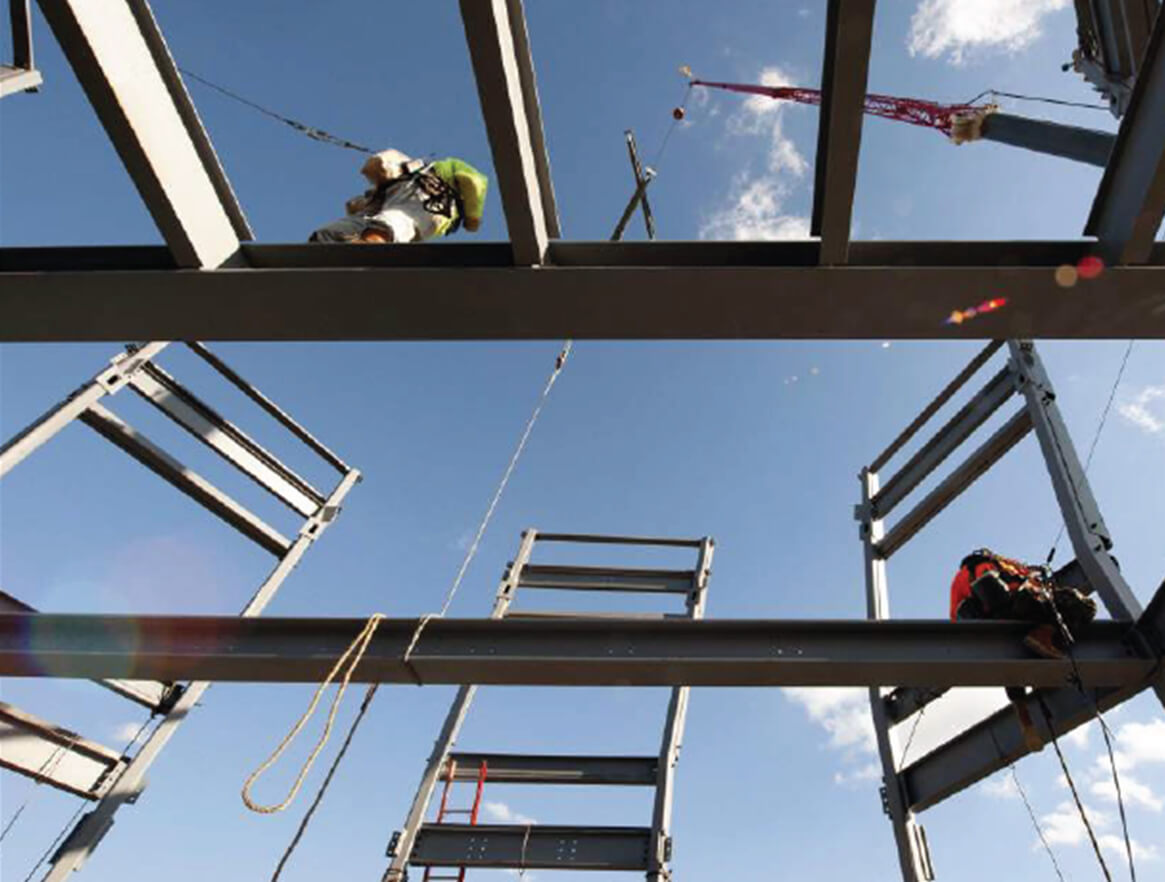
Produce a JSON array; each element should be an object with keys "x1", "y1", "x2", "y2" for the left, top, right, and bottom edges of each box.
[{"x1": 691, "y1": 79, "x2": 988, "y2": 138}]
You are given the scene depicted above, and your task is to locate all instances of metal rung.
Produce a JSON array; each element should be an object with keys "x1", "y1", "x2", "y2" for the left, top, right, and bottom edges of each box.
[
  {"x1": 518, "y1": 564, "x2": 694, "y2": 594},
  {"x1": 504, "y1": 610, "x2": 674, "y2": 621},
  {"x1": 410, "y1": 824, "x2": 651, "y2": 871},
  {"x1": 0, "y1": 702, "x2": 123, "y2": 800},
  {"x1": 445, "y1": 753, "x2": 659, "y2": 786},
  {"x1": 534, "y1": 532, "x2": 704, "y2": 548}
]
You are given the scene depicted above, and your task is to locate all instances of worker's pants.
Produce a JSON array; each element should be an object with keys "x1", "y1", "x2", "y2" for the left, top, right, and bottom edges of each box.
[{"x1": 309, "y1": 212, "x2": 422, "y2": 244}]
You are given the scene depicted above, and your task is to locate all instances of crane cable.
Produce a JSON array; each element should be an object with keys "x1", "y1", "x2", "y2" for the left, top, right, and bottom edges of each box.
[
  {"x1": 179, "y1": 67, "x2": 376, "y2": 154},
  {"x1": 245, "y1": 341, "x2": 572, "y2": 874}
]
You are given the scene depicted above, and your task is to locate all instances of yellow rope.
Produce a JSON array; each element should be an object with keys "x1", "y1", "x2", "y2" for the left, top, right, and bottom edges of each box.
[{"x1": 241, "y1": 614, "x2": 386, "y2": 814}]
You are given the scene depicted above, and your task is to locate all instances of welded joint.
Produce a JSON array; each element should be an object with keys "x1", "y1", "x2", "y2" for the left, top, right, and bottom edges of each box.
[{"x1": 96, "y1": 344, "x2": 166, "y2": 394}]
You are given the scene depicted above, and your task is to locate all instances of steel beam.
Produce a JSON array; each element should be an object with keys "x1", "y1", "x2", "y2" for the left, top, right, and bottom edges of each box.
[
  {"x1": 410, "y1": 824, "x2": 651, "y2": 871},
  {"x1": 39, "y1": 468, "x2": 360, "y2": 881},
  {"x1": 871, "y1": 368, "x2": 1015, "y2": 520},
  {"x1": 869, "y1": 341, "x2": 1004, "y2": 473},
  {"x1": 35, "y1": 0, "x2": 249, "y2": 267},
  {"x1": 1085, "y1": 7, "x2": 1165, "y2": 263},
  {"x1": 811, "y1": 0, "x2": 876, "y2": 265},
  {"x1": 383, "y1": 531, "x2": 534, "y2": 882},
  {"x1": 876, "y1": 408, "x2": 1034, "y2": 559},
  {"x1": 128, "y1": 364, "x2": 324, "y2": 517},
  {"x1": 5, "y1": 263, "x2": 1165, "y2": 341},
  {"x1": 443, "y1": 753, "x2": 659, "y2": 786},
  {"x1": 0, "y1": 63, "x2": 41, "y2": 96},
  {"x1": 79, "y1": 404, "x2": 292, "y2": 556},
  {"x1": 859, "y1": 470, "x2": 933, "y2": 882},
  {"x1": 0, "y1": 342, "x2": 169, "y2": 478},
  {"x1": 0, "y1": 588, "x2": 174, "y2": 710},
  {"x1": 1008, "y1": 341, "x2": 1142, "y2": 619},
  {"x1": 902, "y1": 679, "x2": 1146, "y2": 812},
  {"x1": 1, "y1": 615, "x2": 1152, "y2": 688},
  {"x1": 979, "y1": 113, "x2": 1114, "y2": 167},
  {"x1": 459, "y1": 0, "x2": 554, "y2": 264},
  {"x1": 0, "y1": 702, "x2": 123, "y2": 800},
  {"x1": 518, "y1": 564, "x2": 696, "y2": 594}
]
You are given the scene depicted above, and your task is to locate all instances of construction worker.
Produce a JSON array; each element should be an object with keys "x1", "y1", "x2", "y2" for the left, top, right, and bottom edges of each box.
[
  {"x1": 309, "y1": 149, "x2": 488, "y2": 244},
  {"x1": 950, "y1": 549, "x2": 1097, "y2": 749}
]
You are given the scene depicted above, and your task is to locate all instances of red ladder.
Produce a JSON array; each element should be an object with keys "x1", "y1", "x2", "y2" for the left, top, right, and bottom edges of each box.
[{"x1": 423, "y1": 760, "x2": 489, "y2": 882}]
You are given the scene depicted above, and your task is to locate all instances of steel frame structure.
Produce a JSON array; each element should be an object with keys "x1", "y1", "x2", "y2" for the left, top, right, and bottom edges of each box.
[
  {"x1": 0, "y1": 342, "x2": 359, "y2": 881},
  {"x1": 383, "y1": 531, "x2": 714, "y2": 881},
  {"x1": 1, "y1": 1, "x2": 1165, "y2": 339},
  {"x1": 855, "y1": 339, "x2": 1161, "y2": 880},
  {"x1": 2, "y1": 0, "x2": 1165, "y2": 879}
]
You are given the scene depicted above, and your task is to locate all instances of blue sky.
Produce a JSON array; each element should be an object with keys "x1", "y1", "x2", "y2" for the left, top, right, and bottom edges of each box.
[{"x1": 2, "y1": 1, "x2": 1164, "y2": 880}]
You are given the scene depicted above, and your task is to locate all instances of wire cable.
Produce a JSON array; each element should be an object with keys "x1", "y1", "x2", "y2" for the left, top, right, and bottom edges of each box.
[
  {"x1": 897, "y1": 706, "x2": 927, "y2": 770},
  {"x1": 986, "y1": 727, "x2": 1067, "y2": 881},
  {"x1": 268, "y1": 684, "x2": 380, "y2": 881},
  {"x1": 1046, "y1": 341, "x2": 1135, "y2": 565},
  {"x1": 179, "y1": 67, "x2": 375, "y2": 154},
  {"x1": 964, "y1": 88, "x2": 1111, "y2": 111},
  {"x1": 1045, "y1": 593, "x2": 1139, "y2": 881},
  {"x1": 0, "y1": 739, "x2": 75, "y2": 844},
  {"x1": 20, "y1": 801, "x2": 87, "y2": 882},
  {"x1": 1036, "y1": 695, "x2": 1114, "y2": 882}
]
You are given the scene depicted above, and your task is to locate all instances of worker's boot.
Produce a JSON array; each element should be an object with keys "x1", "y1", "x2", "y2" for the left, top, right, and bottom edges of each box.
[{"x1": 1023, "y1": 624, "x2": 1065, "y2": 660}]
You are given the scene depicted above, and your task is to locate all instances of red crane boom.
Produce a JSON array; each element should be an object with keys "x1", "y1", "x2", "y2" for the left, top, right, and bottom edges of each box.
[{"x1": 691, "y1": 79, "x2": 990, "y2": 138}]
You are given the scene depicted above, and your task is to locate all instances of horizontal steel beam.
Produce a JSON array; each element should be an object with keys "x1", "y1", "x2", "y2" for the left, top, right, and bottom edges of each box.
[
  {"x1": 0, "y1": 701, "x2": 123, "y2": 799},
  {"x1": 411, "y1": 824, "x2": 650, "y2": 870},
  {"x1": 876, "y1": 408, "x2": 1034, "y2": 558},
  {"x1": 0, "y1": 588, "x2": 174, "y2": 709},
  {"x1": 0, "y1": 63, "x2": 42, "y2": 96},
  {"x1": 518, "y1": 564, "x2": 695, "y2": 594},
  {"x1": 444, "y1": 753, "x2": 659, "y2": 786},
  {"x1": 534, "y1": 532, "x2": 705, "y2": 548},
  {"x1": 4, "y1": 240, "x2": 1165, "y2": 340},
  {"x1": 872, "y1": 367, "x2": 1015, "y2": 519},
  {"x1": 0, "y1": 614, "x2": 1153, "y2": 688},
  {"x1": 79, "y1": 404, "x2": 291, "y2": 556},
  {"x1": 980, "y1": 112, "x2": 1115, "y2": 167},
  {"x1": 868, "y1": 341, "x2": 1004, "y2": 473},
  {"x1": 129, "y1": 364, "x2": 323, "y2": 516}
]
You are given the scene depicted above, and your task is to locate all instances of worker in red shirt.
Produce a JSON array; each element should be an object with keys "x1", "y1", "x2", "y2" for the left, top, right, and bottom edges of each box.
[{"x1": 950, "y1": 549, "x2": 1097, "y2": 750}]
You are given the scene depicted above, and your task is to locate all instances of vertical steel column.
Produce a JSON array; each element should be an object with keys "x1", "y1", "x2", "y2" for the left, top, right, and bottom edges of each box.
[
  {"x1": 382, "y1": 529, "x2": 538, "y2": 882},
  {"x1": 859, "y1": 470, "x2": 933, "y2": 882},
  {"x1": 1007, "y1": 341, "x2": 1141, "y2": 620},
  {"x1": 40, "y1": 468, "x2": 361, "y2": 881},
  {"x1": 0, "y1": 342, "x2": 169, "y2": 478},
  {"x1": 647, "y1": 537, "x2": 713, "y2": 882}
]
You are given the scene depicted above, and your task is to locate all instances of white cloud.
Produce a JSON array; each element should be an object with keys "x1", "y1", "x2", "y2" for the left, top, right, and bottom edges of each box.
[
  {"x1": 482, "y1": 800, "x2": 537, "y2": 826},
  {"x1": 726, "y1": 66, "x2": 809, "y2": 177},
  {"x1": 1099, "y1": 833, "x2": 1160, "y2": 862},
  {"x1": 834, "y1": 762, "x2": 882, "y2": 787},
  {"x1": 699, "y1": 176, "x2": 809, "y2": 242},
  {"x1": 1118, "y1": 385, "x2": 1165, "y2": 435},
  {"x1": 908, "y1": 0, "x2": 1069, "y2": 64},
  {"x1": 980, "y1": 772, "x2": 1020, "y2": 800},
  {"x1": 1039, "y1": 800, "x2": 1111, "y2": 847},
  {"x1": 784, "y1": 688, "x2": 876, "y2": 754},
  {"x1": 111, "y1": 721, "x2": 143, "y2": 744},
  {"x1": 1090, "y1": 773, "x2": 1163, "y2": 813},
  {"x1": 1064, "y1": 720, "x2": 1096, "y2": 751}
]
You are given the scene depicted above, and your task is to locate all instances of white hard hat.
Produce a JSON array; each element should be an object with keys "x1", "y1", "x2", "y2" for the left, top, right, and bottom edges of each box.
[{"x1": 362, "y1": 148, "x2": 421, "y2": 185}]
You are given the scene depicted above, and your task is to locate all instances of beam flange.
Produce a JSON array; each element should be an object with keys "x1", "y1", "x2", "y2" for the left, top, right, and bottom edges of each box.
[
  {"x1": 35, "y1": 0, "x2": 249, "y2": 267},
  {"x1": 0, "y1": 614, "x2": 1153, "y2": 688}
]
